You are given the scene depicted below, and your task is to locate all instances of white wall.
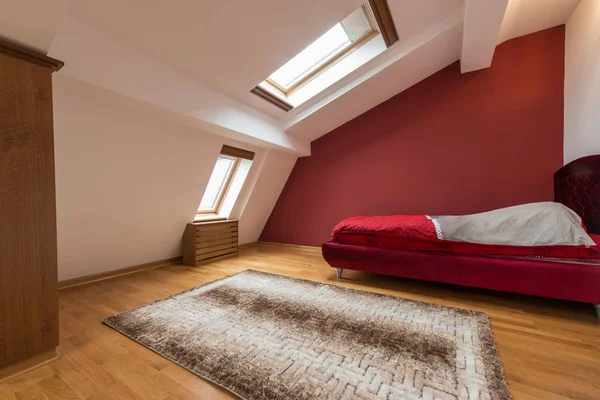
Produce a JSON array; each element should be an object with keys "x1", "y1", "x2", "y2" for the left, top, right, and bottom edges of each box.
[
  {"x1": 53, "y1": 75, "x2": 297, "y2": 280},
  {"x1": 498, "y1": 0, "x2": 579, "y2": 44},
  {"x1": 237, "y1": 150, "x2": 298, "y2": 244},
  {"x1": 0, "y1": 0, "x2": 67, "y2": 52},
  {"x1": 564, "y1": 0, "x2": 600, "y2": 163}
]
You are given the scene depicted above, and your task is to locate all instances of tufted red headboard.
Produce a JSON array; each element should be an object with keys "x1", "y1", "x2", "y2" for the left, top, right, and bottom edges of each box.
[{"x1": 554, "y1": 155, "x2": 600, "y2": 234}]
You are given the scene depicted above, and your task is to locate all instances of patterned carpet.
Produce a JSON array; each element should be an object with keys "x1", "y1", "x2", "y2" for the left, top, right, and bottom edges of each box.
[{"x1": 104, "y1": 270, "x2": 510, "y2": 400}]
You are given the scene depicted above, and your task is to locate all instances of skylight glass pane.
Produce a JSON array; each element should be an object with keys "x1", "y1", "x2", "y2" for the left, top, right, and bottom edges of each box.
[
  {"x1": 199, "y1": 156, "x2": 235, "y2": 211},
  {"x1": 269, "y1": 24, "x2": 351, "y2": 89},
  {"x1": 266, "y1": 6, "x2": 374, "y2": 93},
  {"x1": 341, "y1": 7, "x2": 371, "y2": 41}
]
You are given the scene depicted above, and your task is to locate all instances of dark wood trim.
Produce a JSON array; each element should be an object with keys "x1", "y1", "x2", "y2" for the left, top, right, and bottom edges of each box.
[
  {"x1": 250, "y1": 86, "x2": 294, "y2": 111},
  {"x1": 221, "y1": 145, "x2": 255, "y2": 161},
  {"x1": 58, "y1": 257, "x2": 183, "y2": 289},
  {"x1": 0, "y1": 39, "x2": 64, "y2": 71},
  {"x1": 0, "y1": 349, "x2": 60, "y2": 383},
  {"x1": 238, "y1": 242, "x2": 259, "y2": 251},
  {"x1": 257, "y1": 241, "x2": 322, "y2": 253},
  {"x1": 368, "y1": 0, "x2": 399, "y2": 47}
]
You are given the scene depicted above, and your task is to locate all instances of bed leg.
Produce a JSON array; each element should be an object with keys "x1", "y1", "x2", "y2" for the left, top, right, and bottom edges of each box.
[
  {"x1": 595, "y1": 304, "x2": 600, "y2": 319},
  {"x1": 336, "y1": 268, "x2": 343, "y2": 280}
]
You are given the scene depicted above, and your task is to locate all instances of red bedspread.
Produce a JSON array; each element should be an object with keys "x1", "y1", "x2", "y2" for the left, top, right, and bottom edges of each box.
[{"x1": 332, "y1": 215, "x2": 600, "y2": 260}]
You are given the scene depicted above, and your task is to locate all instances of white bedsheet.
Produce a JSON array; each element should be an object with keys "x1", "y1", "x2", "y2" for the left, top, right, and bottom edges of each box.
[{"x1": 432, "y1": 202, "x2": 595, "y2": 246}]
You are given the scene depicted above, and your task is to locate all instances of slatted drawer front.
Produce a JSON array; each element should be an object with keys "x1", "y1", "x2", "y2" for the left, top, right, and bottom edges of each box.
[{"x1": 183, "y1": 221, "x2": 239, "y2": 266}]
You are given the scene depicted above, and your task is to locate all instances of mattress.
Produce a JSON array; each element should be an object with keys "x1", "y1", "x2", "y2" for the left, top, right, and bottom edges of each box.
[{"x1": 333, "y1": 215, "x2": 600, "y2": 262}]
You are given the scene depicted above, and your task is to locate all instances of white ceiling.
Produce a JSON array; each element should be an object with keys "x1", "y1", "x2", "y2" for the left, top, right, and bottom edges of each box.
[
  {"x1": 498, "y1": 0, "x2": 580, "y2": 44},
  {"x1": 64, "y1": 0, "x2": 465, "y2": 121},
  {"x1": 66, "y1": 0, "x2": 363, "y2": 113},
  {"x1": 0, "y1": 0, "x2": 580, "y2": 152},
  {"x1": 389, "y1": 0, "x2": 464, "y2": 40}
]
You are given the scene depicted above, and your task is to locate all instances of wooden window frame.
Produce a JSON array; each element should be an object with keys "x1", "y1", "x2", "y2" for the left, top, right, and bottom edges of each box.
[
  {"x1": 251, "y1": 1, "x2": 398, "y2": 111},
  {"x1": 221, "y1": 144, "x2": 255, "y2": 160},
  {"x1": 264, "y1": 5, "x2": 379, "y2": 98},
  {"x1": 368, "y1": 0, "x2": 399, "y2": 48},
  {"x1": 196, "y1": 145, "x2": 255, "y2": 215},
  {"x1": 197, "y1": 156, "x2": 241, "y2": 215},
  {"x1": 250, "y1": 86, "x2": 294, "y2": 112}
]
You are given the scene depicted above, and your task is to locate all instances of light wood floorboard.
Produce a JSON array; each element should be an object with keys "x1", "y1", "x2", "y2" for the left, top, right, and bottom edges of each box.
[{"x1": 3, "y1": 243, "x2": 599, "y2": 399}]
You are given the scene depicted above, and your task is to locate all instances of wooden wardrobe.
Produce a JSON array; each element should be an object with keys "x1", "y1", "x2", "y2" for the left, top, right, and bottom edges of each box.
[{"x1": 0, "y1": 40, "x2": 63, "y2": 378}]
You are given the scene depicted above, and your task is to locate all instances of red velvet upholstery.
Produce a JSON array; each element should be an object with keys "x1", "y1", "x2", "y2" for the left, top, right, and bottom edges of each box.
[
  {"x1": 555, "y1": 155, "x2": 600, "y2": 234},
  {"x1": 322, "y1": 155, "x2": 600, "y2": 304},
  {"x1": 333, "y1": 217, "x2": 600, "y2": 260},
  {"x1": 322, "y1": 241, "x2": 600, "y2": 303}
]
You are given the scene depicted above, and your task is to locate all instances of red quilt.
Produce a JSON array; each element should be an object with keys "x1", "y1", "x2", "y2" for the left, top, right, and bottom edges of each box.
[{"x1": 332, "y1": 215, "x2": 600, "y2": 260}]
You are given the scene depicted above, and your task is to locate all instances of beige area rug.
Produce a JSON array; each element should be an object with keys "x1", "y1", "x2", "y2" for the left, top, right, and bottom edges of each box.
[{"x1": 104, "y1": 270, "x2": 510, "y2": 400}]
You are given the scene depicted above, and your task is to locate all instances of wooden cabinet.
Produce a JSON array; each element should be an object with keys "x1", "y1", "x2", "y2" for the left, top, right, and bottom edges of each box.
[
  {"x1": 0, "y1": 40, "x2": 63, "y2": 376},
  {"x1": 183, "y1": 221, "x2": 239, "y2": 266}
]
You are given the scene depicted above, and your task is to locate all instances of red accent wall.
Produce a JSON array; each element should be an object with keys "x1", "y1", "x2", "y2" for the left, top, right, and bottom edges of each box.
[{"x1": 261, "y1": 26, "x2": 565, "y2": 246}]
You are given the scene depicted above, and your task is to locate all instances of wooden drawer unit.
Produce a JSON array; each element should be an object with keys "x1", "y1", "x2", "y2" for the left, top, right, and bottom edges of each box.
[{"x1": 183, "y1": 220, "x2": 239, "y2": 266}]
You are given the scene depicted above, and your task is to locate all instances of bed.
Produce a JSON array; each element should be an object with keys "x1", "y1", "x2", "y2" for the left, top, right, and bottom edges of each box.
[{"x1": 322, "y1": 155, "x2": 600, "y2": 315}]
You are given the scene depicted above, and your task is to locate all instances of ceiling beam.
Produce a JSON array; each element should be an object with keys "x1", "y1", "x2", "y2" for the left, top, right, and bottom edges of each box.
[{"x1": 460, "y1": 0, "x2": 509, "y2": 73}]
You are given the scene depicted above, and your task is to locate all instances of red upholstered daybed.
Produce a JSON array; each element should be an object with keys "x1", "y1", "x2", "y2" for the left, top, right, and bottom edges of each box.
[{"x1": 322, "y1": 155, "x2": 600, "y2": 313}]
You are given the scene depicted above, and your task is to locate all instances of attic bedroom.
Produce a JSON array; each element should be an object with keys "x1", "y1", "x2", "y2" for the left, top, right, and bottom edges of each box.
[{"x1": 0, "y1": 0, "x2": 599, "y2": 399}]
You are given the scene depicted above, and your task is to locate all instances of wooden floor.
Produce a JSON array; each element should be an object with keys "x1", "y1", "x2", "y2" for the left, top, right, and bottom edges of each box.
[{"x1": 2, "y1": 243, "x2": 599, "y2": 399}]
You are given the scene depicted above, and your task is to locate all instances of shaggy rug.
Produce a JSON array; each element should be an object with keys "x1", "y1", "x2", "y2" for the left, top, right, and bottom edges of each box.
[{"x1": 104, "y1": 270, "x2": 510, "y2": 400}]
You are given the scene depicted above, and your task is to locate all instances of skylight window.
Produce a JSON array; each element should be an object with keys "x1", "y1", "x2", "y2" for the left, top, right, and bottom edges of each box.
[
  {"x1": 268, "y1": 24, "x2": 351, "y2": 91},
  {"x1": 251, "y1": 1, "x2": 399, "y2": 111},
  {"x1": 198, "y1": 155, "x2": 237, "y2": 213},
  {"x1": 197, "y1": 146, "x2": 255, "y2": 219},
  {"x1": 258, "y1": 4, "x2": 379, "y2": 105}
]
